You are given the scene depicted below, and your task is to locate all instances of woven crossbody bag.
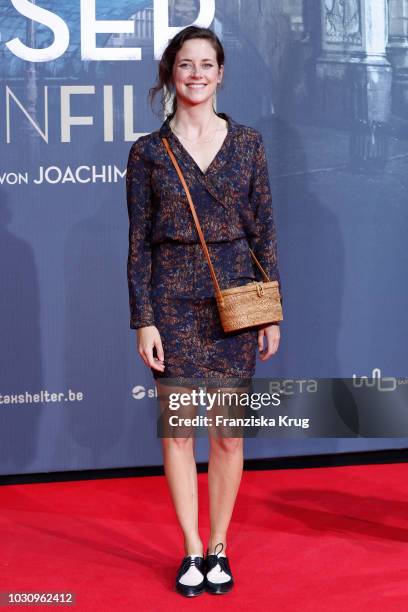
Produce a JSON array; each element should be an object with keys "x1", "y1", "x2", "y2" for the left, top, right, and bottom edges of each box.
[{"x1": 162, "y1": 137, "x2": 283, "y2": 333}]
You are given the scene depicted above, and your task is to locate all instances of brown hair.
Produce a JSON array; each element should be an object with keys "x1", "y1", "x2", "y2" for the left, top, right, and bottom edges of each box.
[{"x1": 148, "y1": 25, "x2": 225, "y2": 120}]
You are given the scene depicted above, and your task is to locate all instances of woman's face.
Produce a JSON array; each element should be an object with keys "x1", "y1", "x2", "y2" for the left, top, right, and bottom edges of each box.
[{"x1": 172, "y1": 38, "x2": 223, "y2": 109}]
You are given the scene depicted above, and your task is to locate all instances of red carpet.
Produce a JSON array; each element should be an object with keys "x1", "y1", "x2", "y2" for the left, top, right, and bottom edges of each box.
[{"x1": 1, "y1": 462, "x2": 408, "y2": 611}]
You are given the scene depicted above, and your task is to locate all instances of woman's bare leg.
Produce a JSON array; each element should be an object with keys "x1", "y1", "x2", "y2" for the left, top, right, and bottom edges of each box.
[
  {"x1": 206, "y1": 384, "x2": 248, "y2": 554},
  {"x1": 157, "y1": 380, "x2": 204, "y2": 556}
]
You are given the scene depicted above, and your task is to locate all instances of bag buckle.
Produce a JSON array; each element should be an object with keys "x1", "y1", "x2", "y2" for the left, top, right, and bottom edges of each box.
[{"x1": 255, "y1": 283, "x2": 264, "y2": 298}]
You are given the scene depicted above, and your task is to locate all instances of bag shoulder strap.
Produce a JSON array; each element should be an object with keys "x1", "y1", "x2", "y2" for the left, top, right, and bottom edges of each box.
[{"x1": 161, "y1": 137, "x2": 270, "y2": 298}]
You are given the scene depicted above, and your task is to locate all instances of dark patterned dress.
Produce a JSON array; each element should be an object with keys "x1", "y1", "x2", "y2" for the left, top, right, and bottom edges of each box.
[{"x1": 126, "y1": 112, "x2": 282, "y2": 385}]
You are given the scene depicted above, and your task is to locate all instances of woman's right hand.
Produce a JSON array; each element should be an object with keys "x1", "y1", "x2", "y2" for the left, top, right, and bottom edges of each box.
[{"x1": 136, "y1": 326, "x2": 165, "y2": 372}]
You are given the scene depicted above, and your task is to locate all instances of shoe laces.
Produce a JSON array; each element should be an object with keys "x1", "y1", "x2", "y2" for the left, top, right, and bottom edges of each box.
[
  {"x1": 180, "y1": 555, "x2": 202, "y2": 575},
  {"x1": 207, "y1": 542, "x2": 224, "y2": 557},
  {"x1": 206, "y1": 542, "x2": 230, "y2": 574}
]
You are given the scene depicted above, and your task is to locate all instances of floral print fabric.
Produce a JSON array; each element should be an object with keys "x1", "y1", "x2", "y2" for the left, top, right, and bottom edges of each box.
[{"x1": 126, "y1": 111, "x2": 282, "y2": 330}]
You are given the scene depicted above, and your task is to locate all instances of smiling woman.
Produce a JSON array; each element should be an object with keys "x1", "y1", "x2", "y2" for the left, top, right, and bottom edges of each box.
[
  {"x1": 126, "y1": 24, "x2": 282, "y2": 599},
  {"x1": 165, "y1": 43, "x2": 228, "y2": 175}
]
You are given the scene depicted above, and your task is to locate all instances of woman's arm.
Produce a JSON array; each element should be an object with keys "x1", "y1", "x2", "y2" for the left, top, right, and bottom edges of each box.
[
  {"x1": 249, "y1": 132, "x2": 282, "y2": 355},
  {"x1": 126, "y1": 140, "x2": 155, "y2": 330},
  {"x1": 248, "y1": 131, "x2": 283, "y2": 308}
]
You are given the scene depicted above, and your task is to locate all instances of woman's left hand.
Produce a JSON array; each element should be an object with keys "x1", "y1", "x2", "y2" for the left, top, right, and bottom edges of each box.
[{"x1": 258, "y1": 323, "x2": 280, "y2": 360}]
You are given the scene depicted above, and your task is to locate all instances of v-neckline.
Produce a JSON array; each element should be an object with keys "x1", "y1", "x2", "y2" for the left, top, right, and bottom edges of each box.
[{"x1": 169, "y1": 114, "x2": 231, "y2": 177}]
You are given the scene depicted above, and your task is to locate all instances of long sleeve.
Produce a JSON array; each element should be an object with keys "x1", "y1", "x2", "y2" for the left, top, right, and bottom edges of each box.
[
  {"x1": 126, "y1": 140, "x2": 155, "y2": 330},
  {"x1": 248, "y1": 132, "x2": 283, "y2": 305}
]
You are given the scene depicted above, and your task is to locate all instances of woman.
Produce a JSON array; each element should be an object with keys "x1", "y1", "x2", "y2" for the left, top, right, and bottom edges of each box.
[{"x1": 126, "y1": 25, "x2": 282, "y2": 597}]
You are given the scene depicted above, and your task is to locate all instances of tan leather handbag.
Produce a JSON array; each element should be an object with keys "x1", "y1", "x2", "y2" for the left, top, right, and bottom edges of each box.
[{"x1": 162, "y1": 137, "x2": 283, "y2": 332}]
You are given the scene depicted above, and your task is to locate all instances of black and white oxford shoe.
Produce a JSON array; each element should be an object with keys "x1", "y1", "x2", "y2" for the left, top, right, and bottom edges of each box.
[
  {"x1": 175, "y1": 554, "x2": 205, "y2": 597},
  {"x1": 204, "y1": 542, "x2": 234, "y2": 594}
]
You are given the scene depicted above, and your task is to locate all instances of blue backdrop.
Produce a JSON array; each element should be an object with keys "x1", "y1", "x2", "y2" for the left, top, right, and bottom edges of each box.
[{"x1": 0, "y1": 0, "x2": 407, "y2": 475}]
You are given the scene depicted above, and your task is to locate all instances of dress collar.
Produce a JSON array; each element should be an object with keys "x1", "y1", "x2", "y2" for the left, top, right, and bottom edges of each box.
[
  {"x1": 158, "y1": 112, "x2": 237, "y2": 139},
  {"x1": 158, "y1": 112, "x2": 238, "y2": 206}
]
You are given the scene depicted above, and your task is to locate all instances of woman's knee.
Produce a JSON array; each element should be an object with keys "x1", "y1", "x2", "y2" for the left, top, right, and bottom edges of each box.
[
  {"x1": 209, "y1": 436, "x2": 243, "y2": 455},
  {"x1": 162, "y1": 436, "x2": 195, "y2": 452}
]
